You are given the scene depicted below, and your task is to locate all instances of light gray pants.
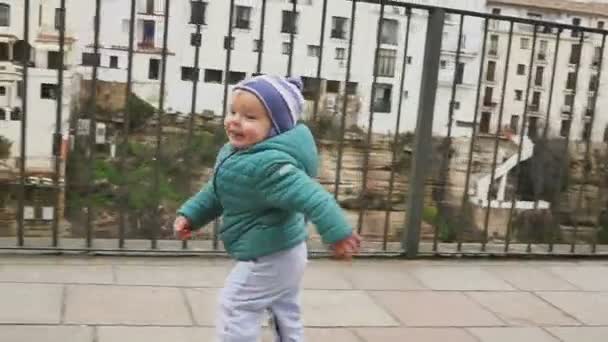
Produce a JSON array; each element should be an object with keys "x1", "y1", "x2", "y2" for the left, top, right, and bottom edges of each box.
[{"x1": 216, "y1": 242, "x2": 308, "y2": 342}]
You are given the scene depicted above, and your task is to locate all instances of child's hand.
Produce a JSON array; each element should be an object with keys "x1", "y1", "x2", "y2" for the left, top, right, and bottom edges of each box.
[
  {"x1": 173, "y1": 216, "x2": 192, "y2": 240},
  {"x1": 331, "y1": 232, "x2": 362, "y2": 260}
]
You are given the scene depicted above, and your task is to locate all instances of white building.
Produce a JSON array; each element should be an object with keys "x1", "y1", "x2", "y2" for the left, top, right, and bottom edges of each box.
[
  {"x1": 64, "y1": 0, "x2": 487, "y2": 139},
  {"x1": 483, "y1": 0, "x2": 608, "y2": 143},
  {"x1": 0, "y1": 0, "x2": 75, "y2": 173}
]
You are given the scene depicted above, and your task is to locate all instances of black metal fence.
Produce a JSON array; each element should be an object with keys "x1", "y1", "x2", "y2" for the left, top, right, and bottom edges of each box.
[{"x1": 1, "y1": 0, "x2": 608, "y2": 257}]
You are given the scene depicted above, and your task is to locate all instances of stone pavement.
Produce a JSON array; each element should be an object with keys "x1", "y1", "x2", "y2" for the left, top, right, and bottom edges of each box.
[{"x1": 0, "y1": 255, "x2": 608, "y2": 341}]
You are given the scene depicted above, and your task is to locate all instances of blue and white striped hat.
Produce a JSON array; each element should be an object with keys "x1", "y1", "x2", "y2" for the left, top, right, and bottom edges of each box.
[{"x1": 233, "y1": 75, "x2": 305, "y2": 137}]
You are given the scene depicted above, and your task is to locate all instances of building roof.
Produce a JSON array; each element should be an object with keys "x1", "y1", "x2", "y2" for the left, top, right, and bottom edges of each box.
[{"x1": 488, "y1": 0, "x2": 608, "y2": 17}]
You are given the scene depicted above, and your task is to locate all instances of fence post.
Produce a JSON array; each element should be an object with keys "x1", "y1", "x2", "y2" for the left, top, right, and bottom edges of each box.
[{"x1": 403, "y1": 8, "x2": 444, "y2": 257}]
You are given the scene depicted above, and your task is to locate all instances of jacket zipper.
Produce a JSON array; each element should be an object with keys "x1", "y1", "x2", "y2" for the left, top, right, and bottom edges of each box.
[{"x1": 212, "y1": 149, "x2": 239, "y2": 206}]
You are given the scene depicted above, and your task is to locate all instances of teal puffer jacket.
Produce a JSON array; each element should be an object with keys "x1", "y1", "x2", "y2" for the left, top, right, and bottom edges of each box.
[{"x1": 177, "y1": 124, "x2": 353, "y2": 260}]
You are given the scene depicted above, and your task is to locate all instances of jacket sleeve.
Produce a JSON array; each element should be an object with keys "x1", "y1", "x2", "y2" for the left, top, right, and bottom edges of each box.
[
  {"x1": 256, "y1": 163, "x2": 353, "y2": 245},
  {"x1": 177, "y1": 181, "x2": 223, "y2": 229}
]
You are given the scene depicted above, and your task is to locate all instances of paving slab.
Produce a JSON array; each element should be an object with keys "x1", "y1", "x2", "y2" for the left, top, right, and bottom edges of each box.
[
  {"x1": 411, "y1": 266, "x2": 515, "y2": 291},
  {"x1": 355, "y1": 328, "x2": 477, "y2": 342},
  {"x1": 97, "y1": 326, "x2": 214, "y2": 342},
  {"x1": 301, "y1": 265, "x2": 353, "y2": 290},
  {"x1": 467, "y1": 292, "x2": 580, "y2": 326},
  {"x1": 547, "y1": 327, "x2": 608, "y2": 342},
  {"x1": 467, "y1": 327, "x2": 560, "y2": 342},
  {"x1": 0, "y1": 325, "x2": 93, "y2": 342},
  {"x1": 343, "y1": 265, "x2": 427, "y2": 291},
  {"x1": 184, "y1": 288, "x2": 220, "y2": 326},
  {"x1": 114, "y1": 265, "x2": 228, "y2": 287},
  {"x1": 549, "y1": 266, "x2": 608, "y2": 291},
  {"x1": 486, "y1": 266, "x2": 579, "y2": 291},
  {"x1": 0, "y1": 283, "x2": 63, "y2": 324},
  {"x1": 371, "y1": 291, "x2": 504, "y2": 327},
  {"x1": 303, "y1": 328, "x2": 361, "y2": 342},
  {"x1": 64, "y1": 285, "x2": 192, "y2": 325},
  {"x1": 301, "y1": 290, "x2": 399, "y2": 327},
  {"x1": 0, "y1": 264, "x2": 114, "y2": 284},
  {"x1": 536, "y1": 292, "x2": 608, "y2": 326}
]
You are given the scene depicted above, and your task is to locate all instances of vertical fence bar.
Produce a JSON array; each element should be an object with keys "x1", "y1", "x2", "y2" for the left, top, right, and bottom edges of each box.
[
  {"x1": 546, "y1": 28, "x2": 564, "y2": 253},
  {"x1": 184, "y1": 4, "x2": 204, "y2": 250},
  {"x1": 256, "y1": 0, "x2": 267, "y2": 74},
  {"x1": 118, "y1": 0, "x2": 137, "y2": 249},
  {"x1": 505, "y1": 24, "x2": 538, "y2": 252},
  {"x1": 312, "y1": 0, "x2": 329, "y2": 121},
  {"x1": 151, "y1": 0, "x2": 171, "y2": 249},
  {"x1": 17, "y1": 0, "x2": 31, "y2": 247},
  {"x1": 86, "y1": 0, "x2": 102, "y2": 249},
  {"x1": 481, "y1": 21, "x2": 514, "y2": 252},
  {"x1": 51, "y1": 0, "x2": 66, "y2": 247},
  {"x1": 356, "y1": 0, "x2": 385, "y2": 234},
  {"x1": 404, "y1": 8, "x2": 445, "y2": 257},
  {"x1": 459, "y1": 18, "x2": 489, "y2": 252},
  {"x1": 433, "y1": 13, "x2": 464, "y2": 252},
  {"x1": 382, "y1": 7, "x2": 411, "y2": 250},
  {"x1": 333, "y1": 0, "x2": 357, "y2": 198},
  {"x1": 551, "y1": 31, "x2": 584, "y2": 253},
  {"x1": 574, "y1": 33, "x2": 605, "y2": 253},
  {"x1": 222, "y1": 0, "x2": 236, "y2": 119},
  {"x1": 287, "y1": 0, "x2": 297, "y2": 77}
]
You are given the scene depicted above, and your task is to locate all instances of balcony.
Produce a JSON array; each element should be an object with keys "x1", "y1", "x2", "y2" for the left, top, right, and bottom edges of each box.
[
  {"x1": 561, "y1": 104, "x2": 572, "y2": 114},
  {"x1": 138, "y1": 40, "x2": 155, "y2": 50},
  {"x1": 528, "y1": 103, "x2": 540, "y2": 113},
  {"x1": 331, "y1": 29, "x2": 347, "y2": 40}
]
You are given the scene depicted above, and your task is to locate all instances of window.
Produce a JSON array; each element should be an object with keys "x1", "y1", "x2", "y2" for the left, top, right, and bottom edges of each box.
[
  {"x1": 301, "y1": 77, "x2": 321, "y2": 100},
  {"x1": 407, "y1": 56, "x2": 412, "y2": 64},
  {"x1": 604, "y1": 126, "x2": 608, "y2": 142},
  {"x1": 140, "y1": 20, "x2": 155, "y2": 48},
  {"x1": 0, "y1": 42, "x2": 7, "y2": 61},
  {"x1": 453, "y1": 101, "x2": 460, "y2": 110},
  {"x1": 40, "y1": 84, "x2": 57, "y2": 100},
  {"x1": 491, "y1": 8, "x2": 501, "y2": 15},
  {"x1": 570, "y1": 44, "x2": 581, "y2": 64},
  {"x1": 373, "y1": 83, "x2": 392, "y2": 112},
  {"x1": 489, "y1": 35, "x2": 498, "y2": 55},
  {"x1": 531, "y1": 91, "x2": 541, "y2": 111},
  {"x1": 517, "y1": 64, "x2": 526, "y2": 75},
  {"x1": 0, "y1": 4, "x2": 9, "y2": 27},
  {"x1": 484, "y1": 86, "x2": 494, "y2": 105},
  {"x1": 326, "y1": 80, "x2": 340, "y2": 93},
  {"x1": 572, "y1": 17, "x2": 581, "y2": 37},
  {"x1": 0, "y1": 86, "x2": 5, "y2": 96},
  {"x1": 282, "y1": 42, "x2": 291, "y2": 55},
  {"x1": 380, "y1": 19, "x2": 399, "y2": 45},
  {"x1": 593, "y1": 46, "x2": 601, "y2": 66},
  {"x1": 228, "y1": 71, "x2": 246, "y2": 85},
  {"x1": 190, "y1": 1, "x2": 207, "y2": 25},
  {"x1": 234, "y1": 6, "x2": 251, "y2": 29},
  {"x1": 181, "y1": 67, "x2": 198, "y2": 81},
  {"x1": 538, "y1": 40, "x2": 548, "y2": 60},
  {"x1": 331, "y1": 17, "x2": 348, "y2": 39},
  {"x1": 148, "y1": 58, "x2": 159, "y2": 80},
  {"x1": 55, "y1": 8, "x2": 64, "y2": 30},
  {"x1": 480, "y1": 112, "x2": 491, "y2": 134},
  {"x1": 335, "y1": 47, "x2": 345, "y2": 60},
  {"x1": 253, "y1": 39, "x2": 262, "y2": 52},
  {"x1": 146, "y1": 0, "x2": 154, "y2": 14},
  {"x1": 582, "y1": 122, "x2": 592, "y2": 140},
  {"x1": 346, "y1": 81, "x2": 358, "y2": 95},
  {"x1": 590, "y1": 74, "x2": 599, "y2": 92},
  {"x1": 204, "y1": 69, "x2": 222, "y2": 83},
  {"x1": 510, "y1": 115, "x2": 520, "y2": 133},
  {"x1": 486, "y1": 61, "x2": 496, "y2": 81},
  {"x1": 455, "y1": 62, "x2": 464, "y2": 84},
  {"x1": 82, "y1": 53, "x2": 100, "y2": 66},
  {"x1": 564, "y1": 93, "x2": 574, "y2": 108},
  {"x1": 281, "y1": 10, "x2": 299, "y2": 34},
  {"x1": 17, "y1": 81, "x2": 23, "y2": 98},
  {"x1": 528, "y1": 117, "x2": 538, "y2": 139},
  {"x1": 535, "y1": 66, "x2": 544, "y2": 86},
  {"x1": 10, "y1": 107, "x2": 20, "y2": 121},
  {"x1": 47, "y1": 51, "x2": 61, "y2": 70},
  {"x1": 566, "y1": 72, "x2": 576, "y2": 90},
  {"x1": 520, "y1": 38, "x2": 530, "y2": 49},
  {"x1": 109, "y1": 56, "x2": 118, "y2": 69},
  {"x1": 515, "y1": 89, "x2": 523, "y2": 101},
  {"x1": 440, "y1": 60, "x2": 447, "y2": 69},
  {"x1": 560, "y1": 120, "x2": 571, "y2": 137},
  {"x1": 0, "y1": 108, "x2": 5, "y2": 120},
  {"x1": 376, "y1": 48, "x2": 396, "y2": 77},
  {"x1": 307, "y1": 45, "x2": 320, "y2": 57},
  {"x1": 599, "y1": 21, "x2": 605, "y2": 30}
]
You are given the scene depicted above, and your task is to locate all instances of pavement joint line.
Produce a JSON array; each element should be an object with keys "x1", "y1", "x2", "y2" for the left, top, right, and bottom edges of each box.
[
  {"x1": 530, "y1": 291, "x2": 586, "y2": 326},
  {"x1": 362, "y1": 291, "x2": 404, "y2": 327},
  {"x1": 541, "y1": 326, "x2": 567, "y2": 342},
  {"x1": 461, "y1": 291, "x2": 510, "y2": 326},
  {"x1": 110, "y1": 264, "x2": 117, "y2": 284},
  {"x1": 543, "y1": 268, "x2": 586, "y2": 291},
  {"x1": 92, "y1": 325, "x2": 99, "y2": 342},
  {"x1": 60, "y1": 285, "x2": 68, "y2": 324},
  {"x1": 462, "y1": 327, "x2": 484, "y2": 342},
  {"x1": 349, "y1": 327, "x2": 368, "y2": 342},
  {"x1": 180, "y1": 287, "x2": 197, "y2": 326}
]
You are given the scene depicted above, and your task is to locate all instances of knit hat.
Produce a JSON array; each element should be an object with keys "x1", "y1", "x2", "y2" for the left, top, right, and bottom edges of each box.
[{"x1": 233, "y1": 75, "x2": 305, "y2": 137}]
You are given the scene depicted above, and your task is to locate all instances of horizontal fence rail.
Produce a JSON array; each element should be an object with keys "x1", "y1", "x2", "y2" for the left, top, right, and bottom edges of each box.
[{"x1": 0, "y1": 0, "x2": 607, "y2": 257}]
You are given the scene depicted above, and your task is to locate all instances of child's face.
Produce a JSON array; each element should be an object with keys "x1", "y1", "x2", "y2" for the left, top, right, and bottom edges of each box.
[{"x1": 225, "y1": 90, "x2": 272, "y2": 149}]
